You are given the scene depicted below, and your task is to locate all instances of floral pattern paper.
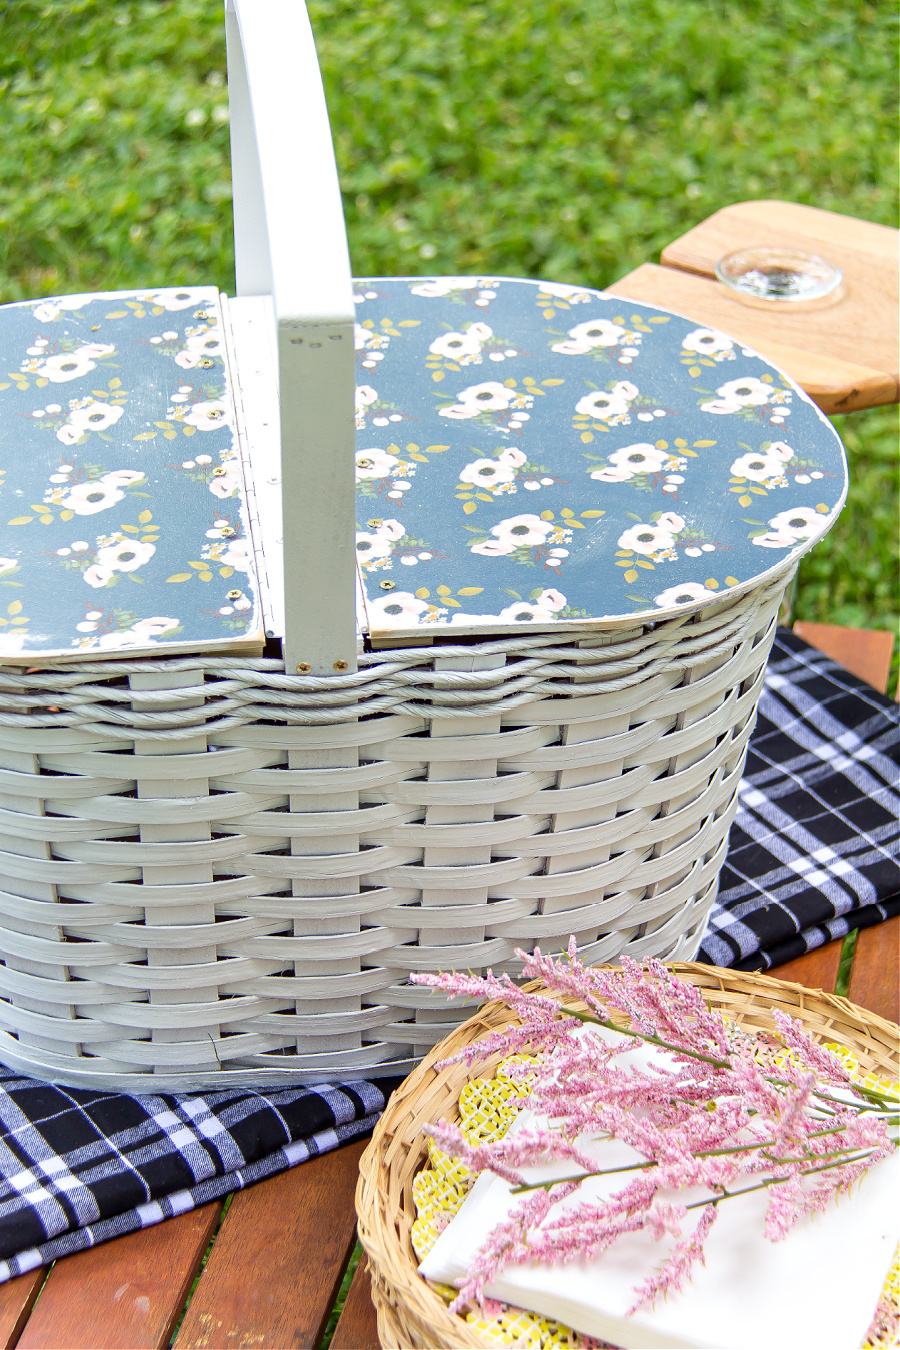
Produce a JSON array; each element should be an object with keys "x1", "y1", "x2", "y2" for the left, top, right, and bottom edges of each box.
[
  {"x1": 0, "y1": 288, "x2": 262, "y2": 660},
  {"x1": 353, "y1": 277, "x2": 847, "y2": 637}
]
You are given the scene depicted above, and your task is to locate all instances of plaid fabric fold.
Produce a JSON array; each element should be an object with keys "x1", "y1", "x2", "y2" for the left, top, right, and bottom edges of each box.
[
  {"x1": 0, "y1": 1075, "x2": 402, "y2": 1282},
  {"x1": 699, "y1": 628, "x2": 900, "y2": 971}
]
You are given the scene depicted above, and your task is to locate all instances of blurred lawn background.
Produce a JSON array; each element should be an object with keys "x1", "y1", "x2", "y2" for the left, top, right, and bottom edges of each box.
[{"x1": 0, "y1": 0, "x2": 896, "y2": 680}]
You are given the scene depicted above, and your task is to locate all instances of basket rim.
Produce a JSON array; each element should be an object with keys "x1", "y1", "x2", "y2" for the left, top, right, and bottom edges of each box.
[{"x1": 356, "y1": 961, "x2": 899, "y2": 1350}]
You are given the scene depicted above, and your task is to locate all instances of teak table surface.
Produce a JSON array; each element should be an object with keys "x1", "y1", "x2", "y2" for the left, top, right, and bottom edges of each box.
[
  {"x1": 0, "y1": 625, "x2": 896, "y2": 1350},
  {"x1": 608, "y1": 200, "x2": 900, "y2": 415}
]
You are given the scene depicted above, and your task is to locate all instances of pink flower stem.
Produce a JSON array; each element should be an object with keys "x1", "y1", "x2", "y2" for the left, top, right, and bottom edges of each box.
[
  {"x1": 510, "y1": 1124, "x2": 853, "y2": 1195},
  {"x1": 563, "y1": 1007, "x2": 732, "y2": 1071},
  {"x1": 682, "y1": 1150, "x2": 879, "y2": 1210}
]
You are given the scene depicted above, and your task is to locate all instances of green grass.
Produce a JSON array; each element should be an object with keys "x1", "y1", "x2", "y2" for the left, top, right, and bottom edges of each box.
[{"x1": 0, "y1": 0, "x2": 896, "y2": 664}]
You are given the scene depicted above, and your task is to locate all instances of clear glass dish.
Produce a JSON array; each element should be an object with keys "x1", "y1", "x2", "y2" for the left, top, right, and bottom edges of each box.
[{"x1": 715, "y1": 246, "x2": 843, "y2": 302}]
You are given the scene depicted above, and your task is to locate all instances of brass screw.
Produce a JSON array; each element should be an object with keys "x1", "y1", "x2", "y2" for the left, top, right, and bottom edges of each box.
[
  {"x1": 226, "y1": 589, "x2": 242, "y2": 600},
  {"x1": 296, "y1": 661, "x2": 312, "y2": 673},
  {"x1": 380, "y1": 579, "x2": 395, "y2": 591},
  {"x1": 220, "y1": 526, "x2": 235, "y2": 537},
  {"x1": 333, "y1": 659, "x2": 348, "y2": 671},
  {"x1": 367, "y1": 519, "x2": 383, "y2": 528},
  {"x1": 212, "y1": 466, "x2": 227, "y2": 476}
]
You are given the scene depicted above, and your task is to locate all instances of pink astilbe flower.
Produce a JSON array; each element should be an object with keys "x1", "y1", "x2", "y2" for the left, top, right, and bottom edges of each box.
[
  {"x1": 628, "y1": 1203, "x2": 719, "y2": 1315},
  {"x1": 412, "y1": 941, "x2": 897, "y2": 1317}
]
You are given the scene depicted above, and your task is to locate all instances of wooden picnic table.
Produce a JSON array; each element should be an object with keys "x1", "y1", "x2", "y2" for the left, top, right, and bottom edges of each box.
[{"x1": 0, "y1": 628, "x2": 896, "y2": 1350}]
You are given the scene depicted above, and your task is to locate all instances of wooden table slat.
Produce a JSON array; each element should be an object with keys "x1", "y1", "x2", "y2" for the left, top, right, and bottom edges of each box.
[
  {"x1": 15, "y1": 1203, "x2": 223, "y2": 1350},
  {"x1": 792, "y1": 621, "x2": 895, "y2": 695},
  {"x1": 848, "y1": 916, "x2": 900, "y2": 1027},
  {"x1": 174, "y1": 1138, "x2": 365, "y2": 1350},
  {"x1": 0, "y1": 1269, "x2": 45, "y2": 1350},
  {"x1": 329, "y1": 1256, "x2": 380, "y2": 1350}
]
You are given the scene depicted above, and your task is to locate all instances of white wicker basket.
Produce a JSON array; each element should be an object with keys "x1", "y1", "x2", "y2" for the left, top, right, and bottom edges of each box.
[
  {"x1": 0, "y1": 570, "x2": 794, "y2": 1089},
  {"x1": 0, "y1": 0, "x2": 841, "y2": 1090}
]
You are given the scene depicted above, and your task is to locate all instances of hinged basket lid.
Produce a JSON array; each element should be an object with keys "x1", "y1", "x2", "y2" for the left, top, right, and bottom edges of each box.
[{"x1": 351, "y1": 277, "x2": 848, "y2": 643}]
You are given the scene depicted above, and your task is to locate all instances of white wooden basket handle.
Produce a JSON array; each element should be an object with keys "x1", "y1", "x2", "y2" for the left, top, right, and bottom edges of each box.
[{"x1": 226, "y1": 0, "x2": 357, "y2": 675}]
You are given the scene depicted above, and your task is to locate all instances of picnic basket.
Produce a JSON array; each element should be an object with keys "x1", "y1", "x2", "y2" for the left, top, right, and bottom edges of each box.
[
  {"x1": 0, "y1": 0, "x2": 846, "y2": 1090},
  {"x1": 356, "y1": 965, "x2": 900, "y2": 1350}
]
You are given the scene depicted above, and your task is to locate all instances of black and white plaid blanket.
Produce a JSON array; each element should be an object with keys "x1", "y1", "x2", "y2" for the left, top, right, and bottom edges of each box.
[
  {"x1": 700, "y1": 628, "x2": 900, "y2": 969},
  {"x1": 0, "y1": 629, "x2": 896, "y2": 1282}
]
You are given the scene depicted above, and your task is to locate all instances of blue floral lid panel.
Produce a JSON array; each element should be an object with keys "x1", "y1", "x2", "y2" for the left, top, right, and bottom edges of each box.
[
  {"x1": 0, "y1": 288, "x2": 263, "y2": 661},
  {"x1": 352, "y1": 277, "x2": 847, "y2": 640}
]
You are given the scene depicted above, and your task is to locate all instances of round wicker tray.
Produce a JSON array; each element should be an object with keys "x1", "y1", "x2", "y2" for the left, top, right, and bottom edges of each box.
[{"x1": 356, "y1": 962, "x2": 900, "y2": 1350}]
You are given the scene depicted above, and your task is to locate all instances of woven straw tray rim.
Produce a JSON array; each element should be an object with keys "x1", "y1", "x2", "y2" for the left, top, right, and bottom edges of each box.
[{"x1": 356, "y1": 961, "x2": 900, "y2": 1350}]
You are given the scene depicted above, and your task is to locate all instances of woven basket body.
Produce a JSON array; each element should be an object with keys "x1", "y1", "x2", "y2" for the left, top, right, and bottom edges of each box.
[
  {"x1": 357, "y1": 966, "x2": 900, "y2": 1350},
  {"x1": 0, "y1": 573, "x2": 790, "y2": 1089}
]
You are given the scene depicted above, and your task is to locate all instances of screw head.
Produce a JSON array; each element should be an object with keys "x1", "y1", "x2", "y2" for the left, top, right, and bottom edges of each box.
[
  {"x1": 226, "y1": 589, "x2": 242, "y2": 600},
  {"x1": 380, "y1": 579, "x2": 396, "y2": 590},
  {"x1": 333, "y1": 659, "x2": 348, "y2": 671},
  {"x1": 220, "y1": 526, "x2": 235, "y2": 537},
  {"x1": 296, "y1": 661, "x2": 312, "y2": 673},
  {"x1": 212, "y1": 466, "x2": 227, "y2": 476}
]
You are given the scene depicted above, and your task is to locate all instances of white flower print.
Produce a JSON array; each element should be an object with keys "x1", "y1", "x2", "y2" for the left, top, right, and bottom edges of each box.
[
  {"x1": 0, "y1": 631, "x2": 29, "y2": 655},
  {"x1": 38, "y1": 350, "x2": 97, "y2": 383},
  {"x1": 355, "y1": 447, "x2": 399, "y2": 481},
  {"x1": 62, "y1": 480, "x2": 126, "y2": 515},
  {"x1": 458, "y1": 458, "x2": 517, "y2": 488},
  {"x1": 429, "y1": 322, "x2": 492, "y2": 360},
  {"x1": 30, "y1": 294, "x2": 95, "y2": 322},
  {"x1": 589, "y1": 465, "x2": 633, "y2": 483},
  {"x1": 95, "y1": 539, "x2": 155, "y2": 572},
  {"x1": 767, "y1": 506, "x2": 823, "y2": 539},
  {"x1": 767, "y1": 441, "x2": 795, "y2": 461},
  {"x1": 367, "y1": 591, "x2": 430, "y2": 627},
  {"x1": 102, "y1": 469, "x2": 145, "y2": 487},
  {"x1": 185, "y1": 329, "x2": 225, "y2": 359},
  {"x1": 66, "y1": 402, "x2": 124, "y2": 433},
  {"x1": 654, "y1": 582, "x2": 714, "y2": 608},
  {"x1": 148, "y1": 288, "x2": 211, "y2": 312},
  {"x1": 701, "y1": 376, "x2": 772, "y2": 416},
  {"x1": 373, "y1": 519, "x2": 405, "y2": 541},
  {"x1": 131, "y1": 616, "x2": 180, "y2": 638},
  {"x1": 57, "y1": 425, "x2": 84, "y2": 447},
  {"x1": 439, "y1": 381, "x2": 514, "y2": 420},
  {"x1": 0, "y1": 559, "x2": 17, "y2": 574},
  {"x1": 498, "y1": 447, "x2": 527, "y2": 467},
  {"x1": 209, "y1": 470, "x2": 241, "y2": 499},
  {"x1": 78, "y1": 342, "x2": 115, "y2": 361},
  {"x1": 355, "y1": 533, "x2": 393, "y2": 565},
  {"x1": 497, "y1": 588, "x2": 567, "y2": 623},
  {"x1": 731, "y1": 451, "x2": 788, "y2": 483},
  {"x1": 410, "y1": 278, "x2": 480, "y2": 298},
  {"x1": 470, "y1": 537, "x2": 514, "y2": 557},
  {"x1": 220, "y1": 538, "x2": 252, "y2": 571},
  {"x1": 681, "y1": 328, "x2": 734, "y2": 356},
  {"x1": 576, "y1": 381, "x2": 638, "y2": 420},
  {"x1": 717, "y1": 376, "x2": 772, "y2": 406},
  {"x1": 491, "y1": 514, "x2": 555, "y2": 549},
  {"x1": 609, "y1": 443, "x2": 669, "y2": 475},
  {"x1": 83, "y1": 563, "x2": 115, "y2": 588},
  {"x1": 184, "y1": 400, "x2": 229, "y2": 431},
  {"x1": 537, "y1": 588, "x2": 567, "y2": 612},
  {"x1": 552, "y1": 319, "x2": 627, "y2": 355},
  {"x1": 535, "y1": 282, "x2": 593, "y2": 301},
  {"x1": 617, "y1": 523, "x2": 677, "y2": 555},
  {"x1": 657, "y1": 512, "x2": 685, "y2": 532}
]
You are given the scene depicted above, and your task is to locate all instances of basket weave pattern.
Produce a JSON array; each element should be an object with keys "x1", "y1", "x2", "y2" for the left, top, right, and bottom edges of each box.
[
  {"x1": 0, "y1": 576, "x2": 787, "y2": 1088},
  {"x1": 356, "y1": 965, "x2": 900, "y2": 1350}
]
